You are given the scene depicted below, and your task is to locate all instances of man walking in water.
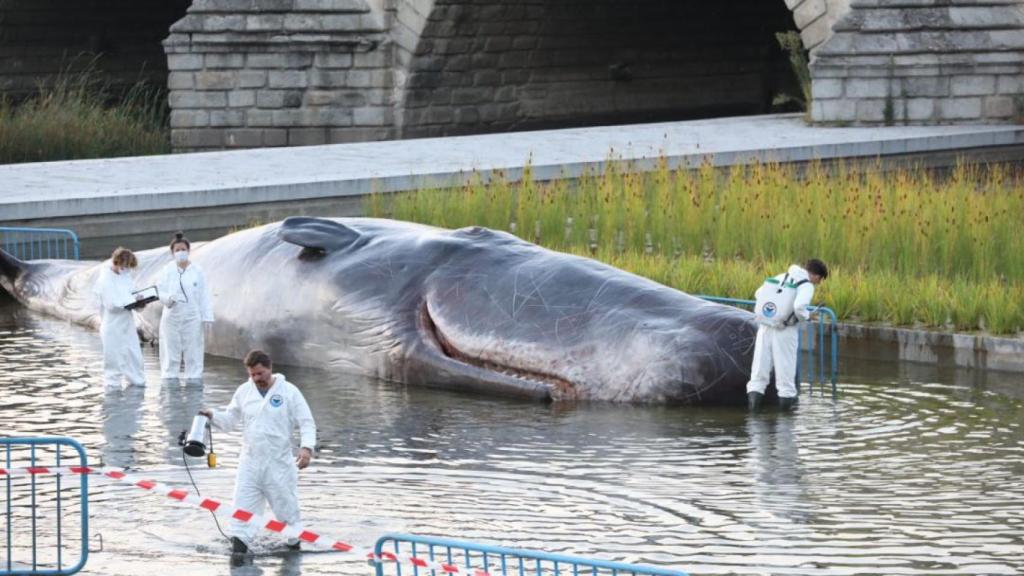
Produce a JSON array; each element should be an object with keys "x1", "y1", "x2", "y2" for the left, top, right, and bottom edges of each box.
[{"x1": 199, "y1": 349, "x2": 316, "y2": 555}]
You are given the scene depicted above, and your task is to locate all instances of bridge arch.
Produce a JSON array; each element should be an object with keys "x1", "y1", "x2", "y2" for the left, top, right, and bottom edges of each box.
[{"x1": 394, "y1": 0, "x2": 816, "y2": 138}]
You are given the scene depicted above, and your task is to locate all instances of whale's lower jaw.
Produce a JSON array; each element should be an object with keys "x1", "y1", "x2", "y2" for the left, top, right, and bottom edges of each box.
[{"x1": 419, "y1": 302, "x2": 577, "y2": 400}]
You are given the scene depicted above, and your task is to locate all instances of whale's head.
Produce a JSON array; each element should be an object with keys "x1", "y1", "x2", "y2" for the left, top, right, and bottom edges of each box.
[{"x1": 276, "y1": 217, "x2": 757, "y2": 404}]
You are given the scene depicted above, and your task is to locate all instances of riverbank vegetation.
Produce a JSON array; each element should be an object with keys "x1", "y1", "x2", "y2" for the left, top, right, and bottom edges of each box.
[
  {"x1": 366, "y1": 160, "x2": 1024, "y2": 335},
  {"x1": 0, "y1": 71, "x2": 169, "y2": 164}
]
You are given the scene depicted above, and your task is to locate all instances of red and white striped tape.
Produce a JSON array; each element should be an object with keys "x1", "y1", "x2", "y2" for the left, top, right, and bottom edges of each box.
[{"x1": 0, "y1": 465, "x2": 491, "y2": 575}]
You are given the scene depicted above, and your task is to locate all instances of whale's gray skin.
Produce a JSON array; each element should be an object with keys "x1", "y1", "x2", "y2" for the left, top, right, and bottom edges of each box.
[{"x1": 0, "y1": 217, "x2": 759, "y2": 404}]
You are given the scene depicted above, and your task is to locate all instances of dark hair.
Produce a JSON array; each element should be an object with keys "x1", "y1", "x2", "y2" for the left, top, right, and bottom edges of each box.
[
  {"x1": 244, "y1": 349, "x2": 272, "y2": 369},
  {"x1": 111, "y1": 247, "x2": 138, "y2": 269},
  {"x1": 805, "y1": 258, "x2": 829, "y2": 280},
  {"x1": 170, "y1": 231, "x2": 191, "y2": 252}
]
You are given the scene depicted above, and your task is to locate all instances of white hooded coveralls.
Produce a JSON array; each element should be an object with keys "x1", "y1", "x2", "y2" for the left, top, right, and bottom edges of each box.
[
  {"x1": 211, "y1": 374, "x2": 317, "y2": 546},
  {"x1": 93, "y1": 266, "x2": 145, "y2": 388},
  {"x1": 158, "y1": 262, "x2": 213, "y2": 381},
  {"x1": 746, "y1": 264, "x2": 815, "y2": 399}
]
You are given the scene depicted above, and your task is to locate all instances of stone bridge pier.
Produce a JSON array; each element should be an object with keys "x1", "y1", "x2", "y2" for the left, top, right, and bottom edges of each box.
[
  {"x1": 1, "y1": 0, "x2": 1022, "y2": 151},
  {"x1": 164, "y1": 0, "x2": 805, "y2": 150}
]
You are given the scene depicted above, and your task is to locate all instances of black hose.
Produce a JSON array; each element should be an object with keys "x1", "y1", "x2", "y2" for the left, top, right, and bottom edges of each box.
[{"x1": 182, "y1": 445, "x2": 230, "y2": 542}]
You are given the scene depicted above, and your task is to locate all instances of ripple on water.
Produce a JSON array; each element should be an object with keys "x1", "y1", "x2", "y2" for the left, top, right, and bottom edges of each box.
[{"x1": 1, "y1": 306, "x2": 1023, "y2": 575}]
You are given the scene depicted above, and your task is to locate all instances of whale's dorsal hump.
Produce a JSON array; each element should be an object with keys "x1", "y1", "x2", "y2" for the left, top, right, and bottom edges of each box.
[{"x1": 278, "y1": 217, "x2": 360, "y2": 256}]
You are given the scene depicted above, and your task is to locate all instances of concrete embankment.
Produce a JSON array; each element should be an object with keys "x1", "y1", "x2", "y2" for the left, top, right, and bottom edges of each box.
[
  {"x1": 2, "y1": 113, "x2": 1024, "y2": 256},
  {"x1": 838, "y1": 324, "x2": 1024, "y2": 374}
]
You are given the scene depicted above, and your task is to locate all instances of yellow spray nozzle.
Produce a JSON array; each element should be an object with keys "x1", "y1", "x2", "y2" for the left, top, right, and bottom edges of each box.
[{"x1": 207, "y1": 452, "x2": 217, "y2": 468}]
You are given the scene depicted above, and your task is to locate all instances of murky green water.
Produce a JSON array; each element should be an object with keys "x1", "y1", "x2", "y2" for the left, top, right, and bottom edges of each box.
[{"x1": 1, "y1": 302, "x2": 1022, "y2": 576}]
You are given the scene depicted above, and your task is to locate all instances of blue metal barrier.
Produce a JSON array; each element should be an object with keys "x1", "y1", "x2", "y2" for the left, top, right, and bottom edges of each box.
[
  {"x1": 698, "y1": 295, "x2": 839, "y2": 398},
  {"x1": 0, "y1": 228, "x2": 80, "y2": 261},
  {"x1": 1, "y1": 438, "x2": 89, "y2": 576},
  {"x1": 373, "y1": 534, "x2": 688, "y2": 576}
]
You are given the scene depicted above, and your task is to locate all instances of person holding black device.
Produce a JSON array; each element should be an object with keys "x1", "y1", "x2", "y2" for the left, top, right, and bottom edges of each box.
[{"x1": 93, "y1": 247, "x2": 149, "y2": 390}]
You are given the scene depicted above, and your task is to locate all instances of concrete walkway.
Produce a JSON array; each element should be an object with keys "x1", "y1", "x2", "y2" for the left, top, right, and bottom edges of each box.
[{"x1": 2, "y1": 113, "x2": 1024, "y2": 221}]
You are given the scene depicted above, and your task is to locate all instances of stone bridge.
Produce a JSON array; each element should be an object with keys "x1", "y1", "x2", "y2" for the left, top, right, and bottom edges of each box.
[{"x1": 1, "y1": 0, "x2": 1022, "y2": 151}]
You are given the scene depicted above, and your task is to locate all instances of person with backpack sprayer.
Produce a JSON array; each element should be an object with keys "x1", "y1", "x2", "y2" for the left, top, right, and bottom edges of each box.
[{"x1": 747, "y1": 259, "x2": 829, "y2": 411}]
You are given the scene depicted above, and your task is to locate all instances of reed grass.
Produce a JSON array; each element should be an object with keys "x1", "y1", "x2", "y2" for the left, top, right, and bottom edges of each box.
[
  {"x1": 366, "y1": 160, "x2": 1024, "y2": 335},
  {"x1": 0, "y1": 69, "x2": 169, "y2": 164}
]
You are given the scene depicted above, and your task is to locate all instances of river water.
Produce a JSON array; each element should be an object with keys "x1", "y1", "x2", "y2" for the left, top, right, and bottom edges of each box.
[{"x1": 0, "y1": 301, "x2": 1022, "y2": 576}]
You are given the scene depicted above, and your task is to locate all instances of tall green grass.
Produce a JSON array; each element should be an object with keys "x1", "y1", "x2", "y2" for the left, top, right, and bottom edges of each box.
[
  {"x1": 366, "y1": 160, "x2": 1024, "y2": 335},
  {"x1": 0, "y1": 70, "x2": 170, "y2": 164}
]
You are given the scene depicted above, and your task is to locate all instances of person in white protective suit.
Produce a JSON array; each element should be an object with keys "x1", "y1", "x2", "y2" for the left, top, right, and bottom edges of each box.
[
  {"x1": 199, "y1": 349, "x2": 316, "y2": 555},
  {"x1": 93, "y1": 247, "x2": 148, "y2": 389},
  {"x1": 747, "y1": 258, "x2": 828, "y2": 411},
  {"x1": 158, "y1": 232, "x2": 214, "y2": 384}
]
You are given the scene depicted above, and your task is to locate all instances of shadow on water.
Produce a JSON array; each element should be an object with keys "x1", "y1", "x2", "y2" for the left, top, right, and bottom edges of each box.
[{"x1": 0, "y1": 301, "x2": 1022, "y2": 576}]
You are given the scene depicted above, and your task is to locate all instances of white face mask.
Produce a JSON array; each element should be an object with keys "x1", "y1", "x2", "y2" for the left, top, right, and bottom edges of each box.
[{"x1": 174, "y1": 250, "x2": 189, "y2": 263}]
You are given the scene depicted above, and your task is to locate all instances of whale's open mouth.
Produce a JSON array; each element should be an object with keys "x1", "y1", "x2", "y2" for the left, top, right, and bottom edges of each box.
[{"x1": 421, "y1": 303, "x2": 576, "y2": 399}]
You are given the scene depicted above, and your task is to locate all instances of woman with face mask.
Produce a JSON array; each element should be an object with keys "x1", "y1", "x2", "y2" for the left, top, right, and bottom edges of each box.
[
  {"x1": 93, "y1": 247, "x2": 147, "y2": 389},
  {"x1": 158, "y1": 232, "x2": 214, "y2": 384}
]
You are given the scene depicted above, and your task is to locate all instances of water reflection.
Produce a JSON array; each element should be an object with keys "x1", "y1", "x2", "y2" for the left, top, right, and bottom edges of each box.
[
  {"x1": 746, "y1": 413, "x2": 808, "y2": 525},
  {"x1": 159, "y1": 381, "x2": 206, "y2": 462},
  {"x1": 2, "y1": 303, "x2": 1023, "y2": 576},
  {"x1": 100, "y1": 386, "x2": 145, "y2": 468}
]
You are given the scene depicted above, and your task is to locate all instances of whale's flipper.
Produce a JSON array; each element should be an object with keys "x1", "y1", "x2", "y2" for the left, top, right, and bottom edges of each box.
[{"x1": 279, "y1": 217, "x2": 360, "y2": 254}]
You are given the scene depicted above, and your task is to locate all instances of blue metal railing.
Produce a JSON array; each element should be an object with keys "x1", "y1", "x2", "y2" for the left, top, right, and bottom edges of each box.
[
  {"x1": 0, "y1": 228, "x2": 80, "y2": 261},
  {"x1": 1, "y1": 438, "x2": 89, "y2": 576},
  {"x1": 373, "y1": 534, "x2": 688, "y2": 576},
  {"x1": 698, "y1": 295, "x2": 839, "y2": 397}
]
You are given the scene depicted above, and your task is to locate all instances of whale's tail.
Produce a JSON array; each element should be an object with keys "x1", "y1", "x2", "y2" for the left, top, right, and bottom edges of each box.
[{"x1": 0, "y1": 248, "x2": 27, "y2": 298}]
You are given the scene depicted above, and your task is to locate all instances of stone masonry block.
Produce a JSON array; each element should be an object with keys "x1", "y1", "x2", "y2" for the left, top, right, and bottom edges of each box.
[
  {"x1": 225, "y1": 129, "x2": 264, "y2": 148},
  {"x1": 228, "y1": 90, "x2": 256, "y2": 107},
  {"x1": 203, "y1": 15, "x2": 246, "y2": 32},
  {"x1": 170, "y1": 109, "x2": 209, "y2": 128},
  {"x1": 247, "y1": 53, "x2": 313, "y2": 69},
  {"x1": 210, "y1": 110, "x2": 246, "y2": 127},
  {"x1": 238, "y1": 71, "x2": 267, "y2": 89},
  {"x1": 294, "y1": 0, "x2": 370, "y2": 11},
  {"x1": 167, "y1": 54, "x2": 203, "y2": 71},
  {"x1": 268, "y1": 70, "x2": 309, "y2": 89},
  {"x1": 845, "y1": 78, "x2": 890, "y2": 98},
  {"x1": 167, "y1": 72, "x2": 194, "y2": 90},
  {"x1": 205, "y1": 54, "x2": 246, "y2": 69},
  {"x1": 984, "y1": 96, "x2": 1015, "y2": 118},
  {"x1": 856, "y1": 99, "x2": 887, "y2": 122},
  {"x1": 263, "y1": 129, "x2": 288, "y2": 147},
  {"x1": 246, "y1": 110, "x2": 275, "y2": 127},
  {"x1": 813, "y1": 98, "x2": 856, "y2": 122},
  {"x1": 811, "y1": 78, "x2": 843, "y2": 99},
  {"x1": 273, "y1": 110, "x2": 303, "y2": 126},
  {"x1": 353, "y1": 107, "x2": 391, "y2": 126},
  {"x1": 951, "y1": 75, "x2": 996, "y2": 96},
  {"x1": 297, "y1": 108, "x2": 353, "y2": 127},
  {"x1": 903, "y1": 77, "x2": 949, "y2": 98},
  {"x1": 288, "y1": 128, "x2": 328, "y2": 146},
  {"x1": 195, "y1": 71, "x2": 236, "y2": 90},
  {"x1": 169, "y1": 91, "x2": 228, "y2": 109},
  {"x1": 352, "y1": 50, "x2": 388, "y2": 69},
  {"x1": 997, "y1": 75, "x2": 1023, "y2": 94},
  {"x1": 256, "y1": 90, "x2": 304, "y2": 109},
  {"x1": 906, "y1": 98, "x2": 935, "y2": 121},
  {"x1": 328, "y1": 127, "x2": 393, "y2": 143},
  {"x1": 172, "y1": 128, "x2": 223, "y2": 149},
  {"x1": 245, "y1": 14, "x2": 285, "y2": 32},
  {"x1": 938, "y1": 97, "x2": 982, "y2": 120},
  {"x1": 309, "y1": 70, "x2": 348, "y2": 88},
  {"x1": 315, "y1": 53, "x2": 354, "y2": 69}
]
